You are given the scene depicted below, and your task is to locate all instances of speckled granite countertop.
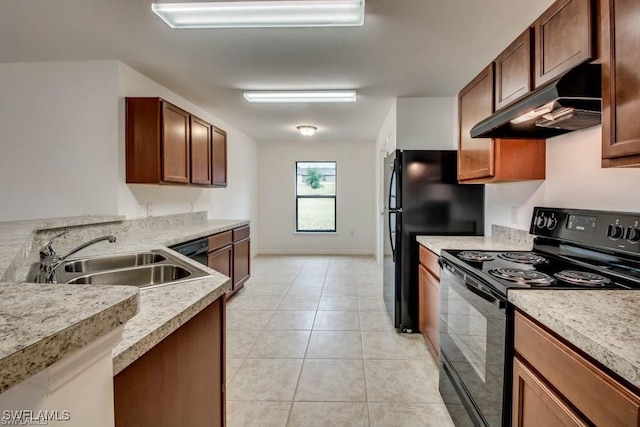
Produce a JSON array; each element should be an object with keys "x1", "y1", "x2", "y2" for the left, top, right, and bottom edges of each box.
[
  {"x1": 0, "y1": 282, "x2": 138, "y2": 393},
  {"x1": 112, "y1": 269, "x2": 230, "y2": 375},
  {"x1": 1, "y1": 216, "x2": 246, "y2": 392},
  {"x1": 509, "y1": 290, "x2": 640, "y2": 390},
  {"x1": 416, "y1": 235, "x2": 532, "y2": 255}
]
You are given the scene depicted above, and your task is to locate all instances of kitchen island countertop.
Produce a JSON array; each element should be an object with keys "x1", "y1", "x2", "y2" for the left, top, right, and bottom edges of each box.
[{"x1": 0, "y1": 216, "x2": 247, "y2": 392}]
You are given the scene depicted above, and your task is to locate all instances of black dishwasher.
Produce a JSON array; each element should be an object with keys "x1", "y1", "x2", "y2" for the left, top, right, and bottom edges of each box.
[{"x1": 170, "y1": 238, "x2": 208, "y2": 266}]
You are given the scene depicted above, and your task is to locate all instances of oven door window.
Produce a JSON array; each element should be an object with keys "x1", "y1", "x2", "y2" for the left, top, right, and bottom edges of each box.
[{"x1": 440, "y1": 267, "x2": 506, "y2": 426}]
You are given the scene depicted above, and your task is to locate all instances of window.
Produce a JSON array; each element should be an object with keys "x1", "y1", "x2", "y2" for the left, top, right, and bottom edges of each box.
[{"x1": 296, "y1": 161, "x2": 337, "y2": 232}]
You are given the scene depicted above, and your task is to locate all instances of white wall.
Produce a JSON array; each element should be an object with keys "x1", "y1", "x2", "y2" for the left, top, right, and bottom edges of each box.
[
  {"x1": 396, "y1": 97, "x2": 457, "y2": 150},
  {"x1": 258, "y1": 140, "x2": 375, "y2": 255},
  {"x1": 117, "y1": 63, "x2": 259, "y2": 252},
  {"x1": 0, "y1": 61, "x2": 259, "y2": 255},
  {"x1": 0, "y1": 61, "x2": 120, "y2": 221},
  {"x1": 485, "y1": 126, "x2": 640, "y2": 233}
]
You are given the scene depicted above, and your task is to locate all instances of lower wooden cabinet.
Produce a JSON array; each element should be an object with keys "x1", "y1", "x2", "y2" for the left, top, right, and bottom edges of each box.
[
  {"x1": 114, "y1": 298, "x2": 225, "y2": 427},
  {"x1": 233, "y1": 237, "x2": 250, "y2": 290},
  {"x1": 513, "y1": 311, "x2": 640, "y2": 427},
  {"x1": 208, "y1": 245, "x2": 232, "y2": 278},
  {"x1": 512, "y1": 357, "x2": 587, "y2": 426},
  {"x1": 418, "y1": 245, "x2": 440, "y2": 360},
  {"x1": 207, "y1": 225, "x2": 251, "y2": 299}
]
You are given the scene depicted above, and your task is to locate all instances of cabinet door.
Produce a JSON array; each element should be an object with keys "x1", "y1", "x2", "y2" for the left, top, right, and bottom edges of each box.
[
  {"x1": 512, "y1": 357, "x2": 588, "y2": 427},
  {"x1": 161, "y1": 102, "x2": 191, "y2": 184},
  {"x1": 208, "y1": 245, "x2": 232, "y2": 278},
  {"x1": 601, "y1": 0, "x2": 640, "y2": 167},
  {"x1": 534, "y1": 0, "x2": 594, "y2": 88},
  {"x1": 418, "y1": 264, "x2": 439, "y2": 360},
  {"x1": 233, "y1": 238, "x2": 250, "y2": 290},
  {"x1": 212, "y1": 127, "x2": 228, "y2": 187},
  {"x1": 458, "y1": 64, "x2": 495, "y2": 181},
  {"x1": 114, "y1": 298, "x2": 225, "y2": 427},
  {"x1": 190, "y1": 116, "x2": 212, "y2": 185},
  {"x1": 495, "y1": 28, "x2": 533, "y2": 110}
]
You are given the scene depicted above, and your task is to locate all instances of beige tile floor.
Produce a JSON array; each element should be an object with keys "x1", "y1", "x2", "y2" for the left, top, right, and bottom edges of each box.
[{"x1": 226, "y1": 255, "x2": 455, "y2": 427}]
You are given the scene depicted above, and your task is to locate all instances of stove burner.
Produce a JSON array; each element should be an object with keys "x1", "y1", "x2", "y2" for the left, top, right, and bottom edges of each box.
[
  {"x1": 489, "y1": 268, "x2": 555, "y2": 286},
  {"x1": 554, "y1": 270, "x2": 612, "y2": 287},
  {"x1": 458, "y1": 251, "x2": 495, "y2": 262},
  {"x1": 498, "y1": 252, "x2": 548, "y2": 265}
]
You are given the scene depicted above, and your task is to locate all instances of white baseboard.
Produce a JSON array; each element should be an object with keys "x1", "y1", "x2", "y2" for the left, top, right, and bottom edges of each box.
[{"x1": 257, "y1": 249, "x2": 374, "y2": 256}]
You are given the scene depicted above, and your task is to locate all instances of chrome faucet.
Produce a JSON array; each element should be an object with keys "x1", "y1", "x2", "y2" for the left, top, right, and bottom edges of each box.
[{"x1": 38, "y1": 230, "x2": 116, "y2": 283}]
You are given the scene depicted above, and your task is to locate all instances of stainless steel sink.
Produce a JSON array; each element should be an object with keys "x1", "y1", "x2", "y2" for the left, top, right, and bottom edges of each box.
[
  {"x1": 67, "y1": 265, "x2": 191, "y2": 288},
  {"x1": 63, "y1": 252, "x2": 166, "y2": 273},
  {"x1": 24, "y1": 248, "x2": 210, "y2": 289}
]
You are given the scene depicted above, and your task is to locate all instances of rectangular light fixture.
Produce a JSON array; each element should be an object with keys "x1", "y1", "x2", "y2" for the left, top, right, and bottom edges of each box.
[
  {"x1": 151, "y1": 1, "x2": 365, "y2": 29},
  {"x1": 243, "y1": 90, "x2": 357, "y2": 103},
  {"x1": 510, "y1": 102, "x2": 555, "y2": 124}
]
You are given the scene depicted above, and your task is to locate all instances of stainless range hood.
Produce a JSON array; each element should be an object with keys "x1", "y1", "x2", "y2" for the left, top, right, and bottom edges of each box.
[{"x1": 470, "y1": 63, "x2": 601, "y2": 139}]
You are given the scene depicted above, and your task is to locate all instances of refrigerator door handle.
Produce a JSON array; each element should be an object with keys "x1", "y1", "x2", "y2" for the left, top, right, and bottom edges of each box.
[
  {"x1": 388, "y1": 167, "x2": 396, "y2": 211},
  {"x1": 388, "y1": 211, "x2": 396, "y2": 262}
]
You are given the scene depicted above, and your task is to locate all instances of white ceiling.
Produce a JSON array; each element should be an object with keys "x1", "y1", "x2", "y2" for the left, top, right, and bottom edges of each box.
[{"x1": 0, "y1": 0, "x2": 554, "y2": 142}]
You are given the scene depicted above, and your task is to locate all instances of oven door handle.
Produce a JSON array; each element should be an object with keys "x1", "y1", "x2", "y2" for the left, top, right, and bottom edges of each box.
[{"x1": 465, "y1": 281, "x2": 506, "y2": 310}]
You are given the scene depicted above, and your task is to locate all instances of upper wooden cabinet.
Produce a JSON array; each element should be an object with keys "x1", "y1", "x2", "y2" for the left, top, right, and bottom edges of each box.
[
  {"x1": 190, "y1": 115, "x2": 213, "y2": 185},
  {"x1": 459, "y1": 64, "x2": 495, "y2": 181},
  {"x1": 495, "y1": 29, "x2": 533, "y2": 110},
  {"x1": 534, "y1": 0, "x2": 594, "y2": 88},
  {"x1": 126, "y1": 97, "x2": 229, "y2": 186},
  {"x1": 126, "y1": 98, "x2": 190, "y2": 184},
  {"x1": 601, "y1": 0, "x2": 640, "y2": 168},
  {"x1": 212, "y1": 127, "x2": 228, "y2": 187},
  {"x1": 458, "y1": 65, "x2": 546, "y2": 183},
  {"x1": 161, "y1": 102, "x2": 191, "y2": 184}
]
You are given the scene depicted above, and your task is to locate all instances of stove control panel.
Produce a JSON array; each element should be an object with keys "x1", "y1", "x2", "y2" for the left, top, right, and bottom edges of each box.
[{"x1": 530, "y1": 207, "x2": 640, "y2": 254}]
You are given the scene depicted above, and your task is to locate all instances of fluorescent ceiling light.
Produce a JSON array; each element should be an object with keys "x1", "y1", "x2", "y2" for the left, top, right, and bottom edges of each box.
[
  {"x1": 297, "y1": 125, "x2": 317, "y2": 136},
  {"x1": 151, "y1": 1, "x2": 365, "y2": 29},
  {"x1": 243, "y1": 90, "x2": 357, "y2": 103}
]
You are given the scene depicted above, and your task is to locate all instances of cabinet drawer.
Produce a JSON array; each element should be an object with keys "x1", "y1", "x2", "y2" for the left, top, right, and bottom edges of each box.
[
  {"x1": 208, "y1": 231, "x2": 232, "y2": 252},
  {"x1": 514, "y1": 311, "x2": 640, "y2": 426},
  {"x1": 419, "y1": 245, "x2": 440, "y2": 279},
  {"x1": 233, "y1": 225, "x2": 250, "y2": 243}
]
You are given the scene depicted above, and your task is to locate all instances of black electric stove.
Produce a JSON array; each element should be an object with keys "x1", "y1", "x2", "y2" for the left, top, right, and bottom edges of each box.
[{"x1": 438, "y1": 207, "x2": 640, "y2": 427}]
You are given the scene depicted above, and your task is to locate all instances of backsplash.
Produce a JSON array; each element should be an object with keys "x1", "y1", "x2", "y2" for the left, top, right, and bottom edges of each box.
[
  {"x1": 30, "y1": 212, "x2": 209, "y2": 258},
  {"x1": 491, "y1": 224, "x2": 535, "y2": 246}
]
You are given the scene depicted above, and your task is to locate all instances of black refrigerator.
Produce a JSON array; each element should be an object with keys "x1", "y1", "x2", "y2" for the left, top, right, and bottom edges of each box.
[{"x1": 383, "y1": 150, "x2": 484, "y2": 332}]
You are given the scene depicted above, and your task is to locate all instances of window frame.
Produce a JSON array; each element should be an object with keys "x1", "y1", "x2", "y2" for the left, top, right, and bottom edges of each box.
[{"x1": 295, "y1": 161, "x2": 337, "y2": 233}]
